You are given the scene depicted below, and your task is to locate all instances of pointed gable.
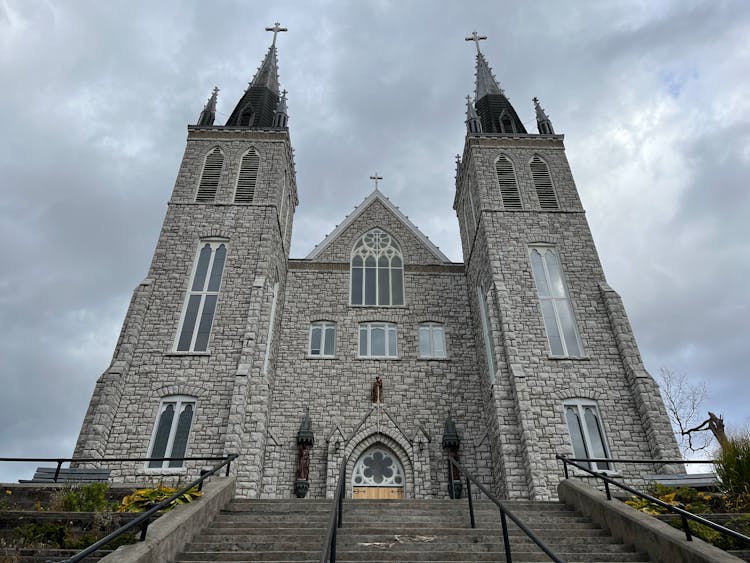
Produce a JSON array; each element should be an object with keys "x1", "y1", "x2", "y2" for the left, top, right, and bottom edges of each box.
[{"x1": 305, "y1": 191, "x2": 450, "y2": 265}]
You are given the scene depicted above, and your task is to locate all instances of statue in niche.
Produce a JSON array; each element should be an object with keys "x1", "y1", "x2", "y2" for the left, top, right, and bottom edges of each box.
[
  {"x1": 296, "y1": 447, "x2": 310, "y2": 481},
  {"x1": 371, "y1": 376, "x2": 383, "y2": 403}
]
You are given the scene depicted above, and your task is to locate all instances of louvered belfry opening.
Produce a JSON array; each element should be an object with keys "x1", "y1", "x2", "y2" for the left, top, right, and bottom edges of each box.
[
  {"x1": 195, "y1": 148, "x2": 224, "y2": 202},
  {"x1": 235, "y1": 149, "x2": 260, "y2": 203},
  {"x1": 495, "y1": 155, "x2": 522, "y2": 209},
  {"x1": 530, "y1": 155, "x2": 559, "y2": 209}
]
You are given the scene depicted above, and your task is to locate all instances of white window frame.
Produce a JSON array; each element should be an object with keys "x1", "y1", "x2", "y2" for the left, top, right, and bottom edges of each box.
[
  {"x1": 528, "y1": 246, "x2": 583, "y2": 358},
  {"x1": 563, "y1": 399, "x2": 613, "y2": 473},
  {"x1": 477, "y1": 285, "x2": 496, "y2": 383},
  {"x1": 309, "y1": 321, "x2": 336, "y2": 358},
  {"x1": 146, "y1": 395, "x2": 196, "y2": 469},
  {"x1": 418, "y1": 322, "x2": 447, "y2": 359},
  {"x1": 349, "y1": 229, "x2": 405, "y2": 307},
  {"x1": 359, "y1": 322, "x2": 398, "y2": 359},
  {"x1": 175, "y1": 241, "x2": 227, "y2": 352}
]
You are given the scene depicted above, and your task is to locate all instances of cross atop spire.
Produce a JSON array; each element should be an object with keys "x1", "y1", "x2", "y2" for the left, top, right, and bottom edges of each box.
[
  {"x1": 369, "y1": 172, "x2": 383, "y2": 191},
  {"x1": 465, "y1": 31, "x2": 487, "y2": 54},
  {"x1": 265, "y1": 22, "x2": 287, "y2": 47}
]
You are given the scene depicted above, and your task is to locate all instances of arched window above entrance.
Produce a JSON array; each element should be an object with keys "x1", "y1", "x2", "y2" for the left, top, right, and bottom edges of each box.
[{"x1": 352, "y1": 446, "x2": 405, "y2": 490}]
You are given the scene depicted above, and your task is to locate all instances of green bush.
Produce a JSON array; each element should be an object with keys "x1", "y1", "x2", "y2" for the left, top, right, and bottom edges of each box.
[
  {"x1": 716, "y1": 436, "x2": 750, "y2": 499},
  {"x1": 60, "y1": 483, "x2": 114, "y2": 512}
]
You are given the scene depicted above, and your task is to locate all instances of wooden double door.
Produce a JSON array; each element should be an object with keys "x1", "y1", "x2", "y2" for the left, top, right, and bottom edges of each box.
[{"x1": 352, "y1": 486, "x2": 404, "y2": 499}]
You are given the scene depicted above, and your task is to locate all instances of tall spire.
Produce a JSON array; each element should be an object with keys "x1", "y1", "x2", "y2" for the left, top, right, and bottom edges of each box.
[
  {"x1": 533, "y1": 97, "x2": 555, "y2": 134},
  {"x1": 465, "y1": 31, "x2": 526, "y2": 134},
  {"x1": 197, "y1": 86, "x2": 219, "y2": 126},
  {"x1": 273, "y1": 89, "x2": 289, "y2": 128},
  {"x1": 226, "y1": 24, "x2": 288, "y2": 127}
]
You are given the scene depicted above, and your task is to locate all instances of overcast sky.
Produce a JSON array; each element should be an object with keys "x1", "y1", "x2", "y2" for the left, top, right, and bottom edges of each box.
[{"x1": 1, "y1": 1, "x2": 748, "y2": 482}]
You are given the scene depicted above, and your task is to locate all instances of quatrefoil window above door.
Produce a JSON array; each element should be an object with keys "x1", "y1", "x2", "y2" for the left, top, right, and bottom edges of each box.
[{"x1": 351, "y1": 446, "x2": 405, "y2": 499}]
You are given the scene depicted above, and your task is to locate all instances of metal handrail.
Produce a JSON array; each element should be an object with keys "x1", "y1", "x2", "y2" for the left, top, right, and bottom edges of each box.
[
  {"x1": 448, "y1": 457, "x2": 565, "y2": 563},
  {"x1": 58, "y1": 453, "x2": 238, "y2": 562},
  {"x1": 1, "y1": 455, "x2": 236, "y2": 483},
  {"x1": 556, "y1": 455, "x2": 750, "y2": 546},
  {"x1": 320, "y1": 460, "x2": 346, "y2": 563}
]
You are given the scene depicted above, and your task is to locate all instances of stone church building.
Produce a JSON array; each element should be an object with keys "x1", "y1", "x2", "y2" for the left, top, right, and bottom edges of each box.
[{"x1": 73, "y1": 28, "x2": 681, "y2": 501}]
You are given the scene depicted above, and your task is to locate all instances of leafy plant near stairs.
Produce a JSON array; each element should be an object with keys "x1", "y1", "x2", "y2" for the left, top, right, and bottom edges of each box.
[{"x1": 117, "y1": 483, "x2": 202, "y2": 512}]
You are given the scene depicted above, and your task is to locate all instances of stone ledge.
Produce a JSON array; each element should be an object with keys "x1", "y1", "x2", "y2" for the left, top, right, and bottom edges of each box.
[
  {"x1": 558, "y1": 478, "x2": 744, "y2": 563},
  {"x1": 99, "y1": 476, "x2": 235, "y2": 563}
]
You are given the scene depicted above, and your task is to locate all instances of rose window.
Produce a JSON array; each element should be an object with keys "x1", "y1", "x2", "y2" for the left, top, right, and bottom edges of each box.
[{"x1": 352, "y1": 447, "x2": 405, "y2": 487}]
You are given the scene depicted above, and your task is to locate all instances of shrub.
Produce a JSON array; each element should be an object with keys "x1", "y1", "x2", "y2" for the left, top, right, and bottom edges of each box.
[
  {"x1": 117, "y1": 484, "x2": 202, "y2": 513},
  {"x1": 716, "y1": 436, "x2": 750, "y2": 499}
]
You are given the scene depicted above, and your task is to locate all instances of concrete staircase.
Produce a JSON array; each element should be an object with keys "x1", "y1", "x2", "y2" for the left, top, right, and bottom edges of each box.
[{"x1": 172, "y1": 498, "x2": 651, "y2": 562}]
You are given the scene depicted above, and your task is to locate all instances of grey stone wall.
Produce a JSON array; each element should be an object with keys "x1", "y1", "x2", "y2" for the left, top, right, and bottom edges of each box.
[
  {"x1": 263, "y1": 197, "x2": 493, "y2": 499},
  {"x1": 455, "y1": 134, "x2": 681, "y2": 499}
]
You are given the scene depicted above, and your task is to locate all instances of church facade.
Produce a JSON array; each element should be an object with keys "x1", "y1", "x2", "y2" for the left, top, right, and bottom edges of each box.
[{"x1": 74, "y1": 28, "x2": 681, "y2": 501}]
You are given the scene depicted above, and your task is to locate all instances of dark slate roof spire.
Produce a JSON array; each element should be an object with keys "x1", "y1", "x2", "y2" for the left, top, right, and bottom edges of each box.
[
  {"x1": 533, "y1": 96, "x2": 555, "y2": 134},
  {"x1": 226, "y1": 23, "x2": 287, "y2": 127},
  {"x1": 465, "y1": 31, "x2": 526, "y2": 134},
  {"x1": 197, "y1": 86, "x2": 219, "y2": 126}
]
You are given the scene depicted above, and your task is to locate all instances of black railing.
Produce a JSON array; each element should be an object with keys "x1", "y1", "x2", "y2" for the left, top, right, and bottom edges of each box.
[
  {"x1": 320, "y1": 460, "x2": 346, "y2": 563},
  {"x1": 1, "y1": 455, "x2": 237, "y2": 483},
  {"x1": 57, "y1": 453, "x2": 238, "y2": 562},
  {"x1": 556, "y1": 455, "x2": 750, "y2": 546},
  {"x1": 448, "y1": 457, "x2": 565, "y2": 563}
]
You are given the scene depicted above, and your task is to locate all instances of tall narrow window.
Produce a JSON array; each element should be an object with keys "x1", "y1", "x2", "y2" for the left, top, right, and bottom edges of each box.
[
  {"x1": 530, "y1": 155, "x2": 559, "y2": 209},
  {"x1": 529, "y1": 247, "x2": 582, "y2": 357},
  {"x1": 418, "y1": 323, "x2": 447, "y2": 359},
  {"x1": 235, "y1": 149, "x2": 260, "y2": 203},
  {"x1": 147, "y1": 396, "x2": 196, "y2": 468},
  {"x1": 176, "y1": 242, "x2": 227, "y2": 352},
  {"x1": 350, "y1": 229, "x2": 404, "y2": 306},
  {"x1": 495, "y1": 155, "x2": 522, "y2": 209},
  {"x1": 359, "y1": 322, "x2": 398, "y2": 358},
  {"x1": 309, "y1": 321, "x2": 336, "y2": 357},
  {"x1": 477, "y1": 285, "x2": 496, "y2": 383},
  {"x1": 195, "y1": 147, "x2": 223, "y2": 202},
  {"x1": 563, "y1": 400, "x2": 612, "y2": 471}
]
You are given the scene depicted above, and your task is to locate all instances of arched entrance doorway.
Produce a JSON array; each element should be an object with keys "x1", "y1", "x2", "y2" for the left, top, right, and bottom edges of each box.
[{"x1": 351, "y1": 446, "x2": 405, "y2": 499}]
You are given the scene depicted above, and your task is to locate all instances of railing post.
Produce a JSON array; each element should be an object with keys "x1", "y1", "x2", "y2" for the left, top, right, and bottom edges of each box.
[
  {"x1": 338, "y1": 473, "x2": 344, "y2": 529},
  {"x1": 225, "y1": 456, "x2": 232, "y2": 476},
  {"x1": 603, "y1": 479, "x2": 611, "y2": 500},
  {"x1": 562, "y1": 457, "x2": 569, "y2": 479},
  {"x1": 466, "y1": 476, "x2": 475, "y2": 529},
  {"x1": 331, "y1": 521, "x2": 337, "y2": 563},
  {"x1": 500, "y1": 509, "x2": 513, "y2": 563},
  {"x1": 678, "y1": 504, "x2": 693, "y2": 541},
  {"x1": 447, "y1": 459, "x2": 454, "y2": 499},
  {"x1": 54, "y1": 459, "x2": 63, "y2": 483},
  {"x1": 198, "y1": 469, "x2": 209, "y2": 491}
]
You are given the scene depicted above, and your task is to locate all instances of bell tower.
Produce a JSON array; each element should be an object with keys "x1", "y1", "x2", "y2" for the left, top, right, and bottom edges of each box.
[
  {"x1": 455, "y1": 33, "x2": 680, "y2": 499},
  {"x1": 74, "y1": 25, "x2": 298, "y2": 498}
]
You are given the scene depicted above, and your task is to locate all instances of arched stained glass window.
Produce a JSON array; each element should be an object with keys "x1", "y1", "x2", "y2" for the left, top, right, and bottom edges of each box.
[
  {"x1": 350, "y1": 229, "x2": 404, "y2": 306},
  {"x1": 147, "y1": 396, "x2": 196, "y2": 469}
]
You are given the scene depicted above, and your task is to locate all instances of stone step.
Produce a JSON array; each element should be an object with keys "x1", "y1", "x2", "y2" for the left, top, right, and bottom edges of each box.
[
  {"x1": 173, "y1": 550, "x2": 650, "y2": 562},
  {"x1": 199, "y1": 525, "x2": 610, "y2": 537},
  {"x1": 211, "y1": 514, "x2": 589, "y2": 526},
  {"x1": 209, "y1": 521, "x2": 604, "y2": 533},
  {"x1": 186, "y1": 537, "x2": 632, "y2": 553}
]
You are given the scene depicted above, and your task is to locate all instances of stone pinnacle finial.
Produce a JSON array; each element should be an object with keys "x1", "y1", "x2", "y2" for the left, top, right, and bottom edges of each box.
[
  {"x1": 197, "y1": 86, "x2": 219, "y2": 126},
  {"x1": 533, "y1": 96, "x2": 555, "y2": 134},
  {"x1": 465, "y1": 94, "x2": 482, "y2": 134}
]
